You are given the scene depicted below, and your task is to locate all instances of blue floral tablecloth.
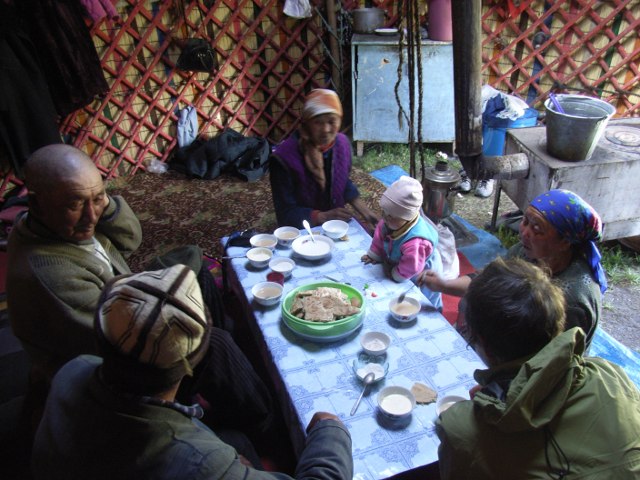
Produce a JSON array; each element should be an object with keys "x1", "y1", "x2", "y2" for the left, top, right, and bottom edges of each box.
[{"x1": 224, "y1": 219, "x2": 485, "y2": 479}]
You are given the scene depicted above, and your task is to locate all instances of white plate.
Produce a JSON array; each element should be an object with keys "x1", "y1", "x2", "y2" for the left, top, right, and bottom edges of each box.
[
  {"x1": 375, "y1": 28, "x2": 398, "y2": 36},
  {"x1": 291, "y1": 234, "x2": 334, "y2": 261}
]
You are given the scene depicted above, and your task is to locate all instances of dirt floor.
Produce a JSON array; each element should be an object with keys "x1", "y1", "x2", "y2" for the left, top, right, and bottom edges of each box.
[{"x1": 453, "y1": 186, "x2": 640, "y2": 354}]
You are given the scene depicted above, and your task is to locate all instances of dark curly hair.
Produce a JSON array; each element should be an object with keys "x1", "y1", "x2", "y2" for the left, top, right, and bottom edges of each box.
[{"x1": 463, "y1": 257, "x2": 566, "y2": 363}]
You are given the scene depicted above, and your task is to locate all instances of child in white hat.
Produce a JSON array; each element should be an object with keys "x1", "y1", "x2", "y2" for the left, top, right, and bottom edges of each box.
[{"x1": 361, "y1": 175, "x2": 443, "y2": 310}]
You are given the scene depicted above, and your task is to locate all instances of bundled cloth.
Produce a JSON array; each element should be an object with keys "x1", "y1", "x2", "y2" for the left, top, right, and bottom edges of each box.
[{"x1": 170, "y1": 129, "x2": 271, "y2": 182}]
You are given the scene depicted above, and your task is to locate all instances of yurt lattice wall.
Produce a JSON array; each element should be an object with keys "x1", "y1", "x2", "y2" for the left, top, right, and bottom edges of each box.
[
  {"x1": 59, "y1": 0, "x2": 333, "y2": 178},
  {"x1": 1, "y1": 0, "x2": 639, "y2": 200}
]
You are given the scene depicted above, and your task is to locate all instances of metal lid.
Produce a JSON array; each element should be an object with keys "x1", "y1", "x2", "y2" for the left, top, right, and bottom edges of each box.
[{"x1": 424, "y1": 161, "x2": 461, "y2": 186}]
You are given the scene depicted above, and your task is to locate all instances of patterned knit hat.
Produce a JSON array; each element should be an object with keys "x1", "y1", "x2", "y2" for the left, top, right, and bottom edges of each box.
[
  {"x1": 302, "y1": 88, "x2": 343, "y2": 120},
  {"x1": 380, "y1": 175, "x2": 424, "y2": 221},
  {"x1": 95, "y1": 264, "x2": 211, "y2": 394}
]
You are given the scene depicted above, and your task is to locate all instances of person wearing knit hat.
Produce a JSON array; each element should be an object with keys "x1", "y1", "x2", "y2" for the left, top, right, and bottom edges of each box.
[
  {"x1": 362, "y1": 175, "x2": 444, "y2": 311},
  {"x1": 9, "y1": 144, "x2": 274, "y2": 452},
  {"x1": 32, "y1": 264, "x2": 354, "y2": 480},
  {"x1": 94, "y1": 264, "x2": 212, "y2": 395},
  {"x1": 270, "y1": 88, "x2": 379, "y2": 232},
  {"x1": 418, "y1": 188, "x2": 604, "y2": 352}
]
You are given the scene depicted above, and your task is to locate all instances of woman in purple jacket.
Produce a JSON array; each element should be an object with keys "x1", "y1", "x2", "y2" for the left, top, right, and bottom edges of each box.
[{"x1": 269, "y1": 89, "x2": 379, "y2": 231}]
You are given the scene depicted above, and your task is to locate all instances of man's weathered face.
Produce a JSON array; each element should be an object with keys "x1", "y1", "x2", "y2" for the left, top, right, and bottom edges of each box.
[{"x1": 32, "y1": 165, "x2": 108, "y2": 242}]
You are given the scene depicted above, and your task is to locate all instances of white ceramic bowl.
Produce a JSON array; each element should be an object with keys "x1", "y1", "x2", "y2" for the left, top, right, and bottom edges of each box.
[
  {"x1": 246, "y1": 247, "x2": 273, "y2": 269},
  {"x1": 322, "y1": 220, "x2": 349, "y2": 240},
  {"x1": 377, "y1": 386, "x2": 416, "y2": 419},
  {"x1": 273, "y1": 226, "x2": 300, "y2": 248},
  {"x1": 388, "y1": 296, "x2": 421, "y2": 322},
  {"x1": 360, "y1": 331, "x2": 391, "y2": 356},
  {"x1": 291, "y1": 235, "x2": 334, "y2": 261},
  {"x1": 251, "y1": 281, "x2": 283, "y2": 307},
  {"x1": 268, "y1": 257, "x2": 296, "y2": 279},
  {"x1": 250, "y1": 233, "x2": 278, "y2": 250},
  {"x1": 436, "y1": 394, "x2": 467, "y2": 415}
]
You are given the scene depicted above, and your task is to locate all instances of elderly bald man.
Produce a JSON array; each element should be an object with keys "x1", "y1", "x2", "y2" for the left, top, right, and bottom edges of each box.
[
  {"x1": 8, "y1": 144, "x2": 142, "y2": 377},
  {"x1": 7, "y1": 144, "x2": 273, "y2": 436}
]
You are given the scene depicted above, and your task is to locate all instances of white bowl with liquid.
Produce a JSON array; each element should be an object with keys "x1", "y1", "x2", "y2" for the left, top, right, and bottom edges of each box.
[{"x1": 388, "y1": 296, "x2": 421, "y2": 322}]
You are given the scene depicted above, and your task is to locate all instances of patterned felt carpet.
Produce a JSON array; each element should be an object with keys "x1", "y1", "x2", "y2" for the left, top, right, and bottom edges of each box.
[{"x1": 107, "y1": 167, "x2": 385, "y2": 272}]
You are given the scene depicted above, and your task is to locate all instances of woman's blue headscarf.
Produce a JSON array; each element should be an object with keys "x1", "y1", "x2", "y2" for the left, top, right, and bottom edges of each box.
[{"x1": 530, "y1": 189, "x2": 607, "y2": 293}]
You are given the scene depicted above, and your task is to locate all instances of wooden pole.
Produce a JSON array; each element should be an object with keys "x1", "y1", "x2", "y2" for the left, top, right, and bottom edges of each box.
[{"x1": 325, "y1": 0, "x2": 341, "y2": 95}]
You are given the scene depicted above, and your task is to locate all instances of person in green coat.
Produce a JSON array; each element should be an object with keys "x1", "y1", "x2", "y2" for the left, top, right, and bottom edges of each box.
[{"x1": 436, "y1": 257, "x2": 640, "y2": 480}]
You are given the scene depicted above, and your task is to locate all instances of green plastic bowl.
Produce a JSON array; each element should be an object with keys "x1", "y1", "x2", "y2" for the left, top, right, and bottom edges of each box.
[{"x1": 281, "y1": 282, "x2": 365, "y2": 338}]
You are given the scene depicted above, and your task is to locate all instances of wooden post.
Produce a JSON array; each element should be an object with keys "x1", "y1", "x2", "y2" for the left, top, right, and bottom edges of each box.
[{"x1": 325, "y1": 0, "x2": 342, "y2": 95}]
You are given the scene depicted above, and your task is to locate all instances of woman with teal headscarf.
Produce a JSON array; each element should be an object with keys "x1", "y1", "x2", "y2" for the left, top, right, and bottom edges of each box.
[
  {"x1": 506, "y1": 189, "x2": 605, "y2": 350},
  {"x1": 418, "y1": 189, "x2": 606, "y2": 351}
]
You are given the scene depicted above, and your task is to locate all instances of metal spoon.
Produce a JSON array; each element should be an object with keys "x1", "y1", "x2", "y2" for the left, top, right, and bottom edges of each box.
[
  {"x1": 351, "y1": 371, "x2": 375, "y2": 416},
  {"x1": 323, "y1": 274, "x2": 351, "y2": 285},
  {"x1": 302, "y1": 219, "x2": 316, "y2": 243},
  {"x1": 397, "y1": 284, "x2": 415, "y2": 304}
]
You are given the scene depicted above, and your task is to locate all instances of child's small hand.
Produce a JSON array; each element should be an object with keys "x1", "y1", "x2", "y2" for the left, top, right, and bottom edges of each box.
[{"x1": 361, "y1": 254, "x2": 378, "y2": 264}]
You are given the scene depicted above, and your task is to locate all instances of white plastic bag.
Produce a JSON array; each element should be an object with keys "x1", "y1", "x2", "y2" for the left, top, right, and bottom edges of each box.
[
  {"x1": 284, "y1": 0, "x2": 312, "y2": 18},
  {"x1": 481, "y1": 84, "x2": 530, "y2": 121},
  {"x1": 423, "y1": 213, "x2": 460, "y2": 280},
  {"x1": 147, "y1": 158, "x2": 168, "y2": 174}
]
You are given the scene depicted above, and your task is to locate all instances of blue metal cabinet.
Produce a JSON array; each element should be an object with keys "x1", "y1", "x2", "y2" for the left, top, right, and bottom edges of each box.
[{"x1": 351, "y1": 34, "x2": 455, "y2": 155}]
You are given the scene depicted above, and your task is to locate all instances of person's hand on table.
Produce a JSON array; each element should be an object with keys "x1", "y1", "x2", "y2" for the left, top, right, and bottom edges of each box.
[
  {"x1": 361, "y1": 254, "x2": 379, "y2": 265},
  {"x1": 306, "y1": 411, "x2": 343, "y2": 432},
  {"x1": 317, "y1": 208, "x2": 353, "y2": 225},
  {"x1": 238, "y1": 455, "x2": 255, "y2": 468},
  {"x1": 469, "y1": 384, "x2": 482, "y2": 399}
]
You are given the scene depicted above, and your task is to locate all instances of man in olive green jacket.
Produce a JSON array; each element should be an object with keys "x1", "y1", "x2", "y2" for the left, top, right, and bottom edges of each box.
[{"x1": 436, "y1": 257, "x2": 640, "y2": 479}]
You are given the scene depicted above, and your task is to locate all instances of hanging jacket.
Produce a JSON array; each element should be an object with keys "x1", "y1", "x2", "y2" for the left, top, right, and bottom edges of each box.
[{"x1": 436, "y1": 328, "x2": 640, "y2": 479}]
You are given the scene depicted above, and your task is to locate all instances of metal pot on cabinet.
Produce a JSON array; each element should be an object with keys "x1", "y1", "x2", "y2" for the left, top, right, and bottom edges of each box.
[{"x1": 352, "y1": 8, "x2": 385, "y2": 34}]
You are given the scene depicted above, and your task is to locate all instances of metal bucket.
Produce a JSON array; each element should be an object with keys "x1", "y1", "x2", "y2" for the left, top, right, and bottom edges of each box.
[
  {"x1": 544, "y1": 94, "x2": 615, "y2": 161},
  {"x1": 422, "y1": 161, "x2": 460, "y2": 223}
]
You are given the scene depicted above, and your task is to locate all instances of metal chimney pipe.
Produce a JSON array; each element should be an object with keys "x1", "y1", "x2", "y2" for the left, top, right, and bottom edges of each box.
[
  {"x1": 478, "y1": 152, "x2": 530, "y2": 180},
  {"x1": 451, "y1": 0, "x2": 483, "y2": 176}
]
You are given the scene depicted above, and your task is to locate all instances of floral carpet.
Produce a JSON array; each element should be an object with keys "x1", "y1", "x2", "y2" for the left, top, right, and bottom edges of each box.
[{"x1": 107, "y1": 167, "x2": 385, "y2": 272}]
